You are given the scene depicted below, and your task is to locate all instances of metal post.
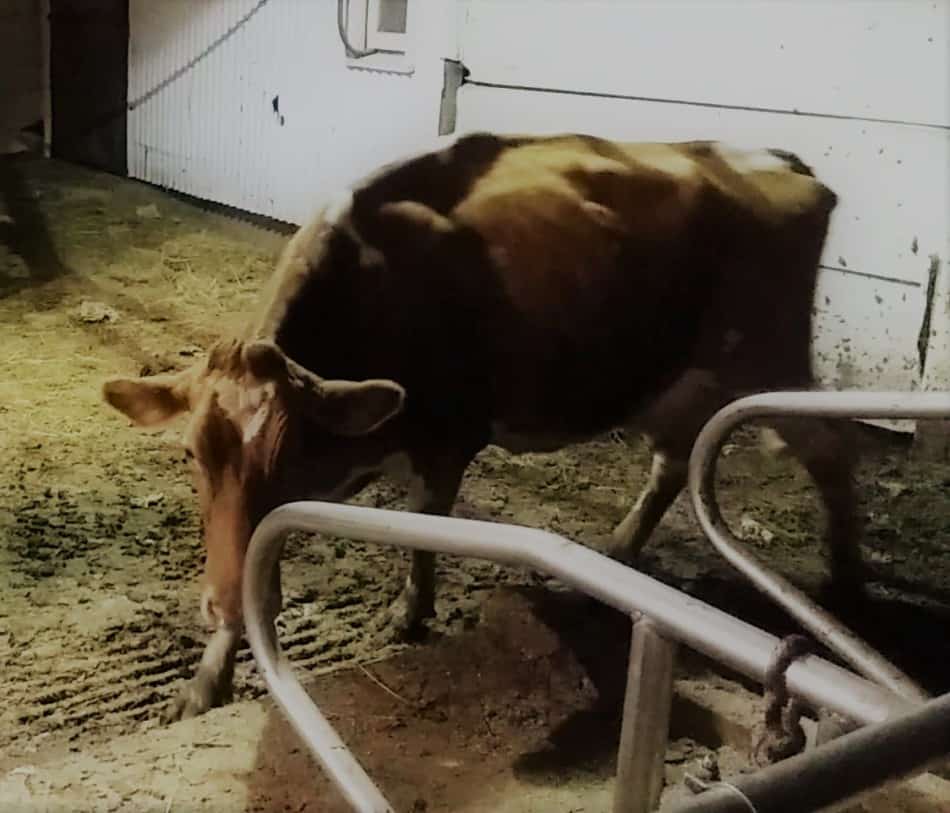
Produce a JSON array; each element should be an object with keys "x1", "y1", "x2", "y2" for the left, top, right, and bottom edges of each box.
[
  {"x1": 688, "y1": 390, "x2": 949, "y2": 703},
  {"x1": 614, "y1": 617, "x2": 677, "y2": 813},
  {"x1": 670, "y1": 690, "x2": 950, "y2": 813}
]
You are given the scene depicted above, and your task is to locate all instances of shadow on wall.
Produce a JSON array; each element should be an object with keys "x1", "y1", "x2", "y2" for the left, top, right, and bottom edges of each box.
[{"x1": 0, "y1": 139, "x2": 71, "y2": 296}]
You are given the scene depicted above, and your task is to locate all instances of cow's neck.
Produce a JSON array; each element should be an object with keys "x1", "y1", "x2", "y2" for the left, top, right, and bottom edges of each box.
[{"x1": 271, "y1": 243, "x2": 399, "y2": 384}]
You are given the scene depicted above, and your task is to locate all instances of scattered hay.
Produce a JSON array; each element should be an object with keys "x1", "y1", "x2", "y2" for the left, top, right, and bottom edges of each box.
[{"x1": 148, "y1": 231, "x2": 272, "y2": 318}]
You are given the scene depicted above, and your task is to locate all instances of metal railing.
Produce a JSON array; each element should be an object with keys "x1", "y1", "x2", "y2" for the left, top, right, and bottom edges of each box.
[
  {"x1": 671, "y1": 688, "x2": 950, "y2": 813},
  {"x1": 687, "y1": 390, "x2": 950, "y2": 703},
  {"x1": 242, "y1": 502, "x2": 917, "y2": 813},
  {"x1": 242, "y1": 389, "x2": 949, "y2": 812}
]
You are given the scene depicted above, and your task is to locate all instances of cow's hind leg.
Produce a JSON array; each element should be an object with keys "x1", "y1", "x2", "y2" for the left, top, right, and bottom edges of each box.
[
  {"x1": 607, "y1": 369, "x2": 725, "y2": 561},
  {"x1": 770, "y1": 417, "x2": 864, "y2": 594},
  {"x1": 609, "y1": 450, "x2": 688, "y2": 561}
]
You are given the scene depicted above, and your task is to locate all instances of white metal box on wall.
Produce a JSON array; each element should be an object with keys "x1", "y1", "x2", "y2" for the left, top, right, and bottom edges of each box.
[{"x1": 454, "y1": 0, "x2": 950, "y2": 401}]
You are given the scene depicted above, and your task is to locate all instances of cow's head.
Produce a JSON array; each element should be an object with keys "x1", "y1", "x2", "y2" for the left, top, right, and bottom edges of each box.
[{"x1": 103, "y1": 339, "x2": 405, "y2": 628}]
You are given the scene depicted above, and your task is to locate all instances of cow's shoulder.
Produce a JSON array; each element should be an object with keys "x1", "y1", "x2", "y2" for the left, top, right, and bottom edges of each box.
[
  {"x1": 349, "y1": 132, "x2": 522, "y2": 220},
  {"x1": 450, "y1": 136, "x2": 709, "y2": 242}
]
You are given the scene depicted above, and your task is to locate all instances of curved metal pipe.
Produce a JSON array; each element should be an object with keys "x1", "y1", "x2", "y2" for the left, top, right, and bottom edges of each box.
[
  {"x1": 242, "y1": 515, "x2": 394, "y2": 813},
  {"x1": 244, "y1": 503, "x2": 912, "y2": 739},
  {"x1": 688, "y1": 390, "x2": 949, "y2": 703}
]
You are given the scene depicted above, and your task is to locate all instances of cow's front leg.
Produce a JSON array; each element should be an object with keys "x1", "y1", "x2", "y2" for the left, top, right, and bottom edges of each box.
[
  {"x1": 168, "y1": 562, "x2": 283, "y2": 721},
  {"x1": 383, "y1": 457, "x2": 467, "y2": 640},
  {"x1": 391, "y1": 549, "x2": 436, "y2": 634},
  {"x1": 168, "y1": 624, "x2": 241, "y2": 721}
]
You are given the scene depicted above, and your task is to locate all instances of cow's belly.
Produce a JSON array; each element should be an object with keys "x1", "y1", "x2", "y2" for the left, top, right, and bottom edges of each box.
[
  {"x1": 486, "y1": 343, "x2": 682, "y2": 450},
  {"x1": 488, "y1": 393, "x2": 652, "y2": 454},
  {"x1": 488, "y1": 422, "x2": 596, "y2": 455}
]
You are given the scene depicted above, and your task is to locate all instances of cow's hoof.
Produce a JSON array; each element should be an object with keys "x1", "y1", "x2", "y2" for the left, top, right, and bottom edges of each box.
[
  {"x1": 164, "y1": 675, "x2": 231, "y2": 723},
  {"x1": 374, "y1": 590, "x2": 433, "y2": 644},
  {"x1": 589, "y1": 532, "x2": 637, "y2": 564}
]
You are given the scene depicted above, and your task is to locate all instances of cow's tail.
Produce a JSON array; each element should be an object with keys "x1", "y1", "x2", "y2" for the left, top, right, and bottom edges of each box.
[{"x1": 766, "y1": 148, "x2": 816, "y2": 178}]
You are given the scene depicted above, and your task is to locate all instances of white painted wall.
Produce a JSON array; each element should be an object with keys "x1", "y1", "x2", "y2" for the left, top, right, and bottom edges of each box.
[
  {"x1": 127, "y1": 0, "x2": 456, "y2": 224},
  {"x1": 0, "y1": 0, "x2": 43, "y2": 152},
  {"x1": 455, "y1": 0, "x2": 950, "y2": 398},
  {"x1": 124, "y1": 0, "x2": 949, "y2": 405},
  {"x1": 458, "y1": 0, "x2": 950, "y2": 128}
]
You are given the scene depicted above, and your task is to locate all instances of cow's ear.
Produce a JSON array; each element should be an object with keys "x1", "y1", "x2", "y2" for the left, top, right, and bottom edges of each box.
[
  {"x1": 242, "y1": 339, "x2": 288, "y2": 381},
  {"x1": 311, "y1": 379, "x2": 406, "y2": 437},
  {"x1": 247, "y1": 340, "x2": 406, "y2": 436},
  {"x1": 103, "y1": 370, "x2": 193, "y2": 427}
]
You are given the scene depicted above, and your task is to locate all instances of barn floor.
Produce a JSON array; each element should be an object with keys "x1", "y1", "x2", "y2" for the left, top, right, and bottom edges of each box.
[{"x1": 1, "y1": 154, "x2": 949, "y2": 810}]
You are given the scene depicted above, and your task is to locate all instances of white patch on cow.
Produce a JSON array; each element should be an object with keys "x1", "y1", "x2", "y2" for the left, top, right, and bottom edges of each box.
[
  {"x1": 581, "y1": 155, "x2": 635, "y2": 177},
  {"x1": 759, "y1": 427, "x2": 791, "y2": 458},
  {"x1": 242, "y1": 402, "x2": 270, "y2": 444},
  {"x1": 351, "y1": 229, "x2": 385, "y2": 267},
  {"x1": 580, "y1": 200, "x2": 622, "y2": 230},
  {"x1": 277, "y1": 216, "x2": 331, "y2": 272},
  {"x1": 634, "y1": 148, "x2": 698, "y2": 180},
  {"x1": 214, "y1": 379, "x2": 276, "y2": 444},
  {"x1": 713, "y1": 143, "x2": 789, "y2": 175},
  {"x1": 322, "y1": 187, "x2": 354, "y2": 227}
]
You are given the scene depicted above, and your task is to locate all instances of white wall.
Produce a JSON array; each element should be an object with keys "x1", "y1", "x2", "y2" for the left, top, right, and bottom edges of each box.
[
  {"x1": 0, "y1": 0, "x2": 43, "y2": 152},
  {"x1": 127, "y1": 0, "x2": 455, "y2": 224},
  {"x1": 454, "y1": 0, "x2": 950, "y2": 398},
  {"x1": 124, "y1": 0, "x2": 950, "y2": 404}
]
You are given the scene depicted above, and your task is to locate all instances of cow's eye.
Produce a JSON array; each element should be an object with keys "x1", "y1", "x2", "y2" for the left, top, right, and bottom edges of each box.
[{"x1": 184, "y1": 448, "x2": 195, "y2": 462}]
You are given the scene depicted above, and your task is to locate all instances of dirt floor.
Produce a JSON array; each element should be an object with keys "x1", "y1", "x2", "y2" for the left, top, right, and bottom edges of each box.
[{"x1": 1, "y1": 154, "x2": 949, "y2": 809}]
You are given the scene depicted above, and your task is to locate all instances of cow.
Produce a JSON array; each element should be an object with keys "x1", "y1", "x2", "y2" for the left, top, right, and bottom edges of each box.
[{"x1": 102, "y1": 132, "x2": 860, "y2": 720}]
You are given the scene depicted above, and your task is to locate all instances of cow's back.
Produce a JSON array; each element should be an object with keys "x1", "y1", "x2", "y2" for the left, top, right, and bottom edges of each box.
[
  {"x1": 442, "y1": 135, "x2": 836, "y2": 434},
  {"x1": 263, "y1": 133, "x2": 836, "y2": 442}
]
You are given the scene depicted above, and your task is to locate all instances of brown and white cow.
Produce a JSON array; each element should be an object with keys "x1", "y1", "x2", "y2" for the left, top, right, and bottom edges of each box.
[{"x1": 103, "y1": 132, "x2": 860, "y2": 719}]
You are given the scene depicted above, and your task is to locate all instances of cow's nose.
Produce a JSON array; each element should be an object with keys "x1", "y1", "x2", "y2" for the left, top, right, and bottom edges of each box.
[{"x1": 200, "y1": 586, "x2": 223, "y2": 629}]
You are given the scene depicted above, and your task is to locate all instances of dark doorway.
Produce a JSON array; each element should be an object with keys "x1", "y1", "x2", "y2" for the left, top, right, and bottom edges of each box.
[{"x1": 50, "y1": 0, "x2": 129, "y2": 174}]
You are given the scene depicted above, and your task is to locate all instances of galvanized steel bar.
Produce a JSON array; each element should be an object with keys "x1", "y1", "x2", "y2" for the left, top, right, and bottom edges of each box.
[
  {"x1": 242, "y1": 521, "x2": 395, "y2": 813},
  {"x1": 671, "y1": 689, "x2": 950, "y2": 813},
  {"x1": 613, "y1": 618, "x2": 677, "y2": 813},
  {"x1": 243, "y1": 504, "x2": 913, "y2": 774},
  {"x1": 688, "y1": 390, "x2": 949, "y2": 702}
]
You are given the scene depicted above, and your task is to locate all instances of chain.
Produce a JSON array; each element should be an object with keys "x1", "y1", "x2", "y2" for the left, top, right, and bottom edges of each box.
[{"x1": 753, "y1": 633, "x2": 812, "y2": 766}]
